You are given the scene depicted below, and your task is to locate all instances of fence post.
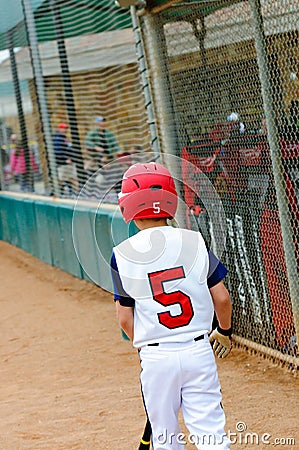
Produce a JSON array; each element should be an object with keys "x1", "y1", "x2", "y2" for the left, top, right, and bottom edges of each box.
[
  {"x1": 140, "y1": 13, "x2": 186, "y2": 225},
  {"x1": 49, "y1": 0, "x2": 86, "y2": 188},
  {"x1": 131, "y1": 6, "x2": 160, "y2": 157},
  {"x1": 250, "y1": 0, "x2": 299, "y2": 347},
  {"x1": 6, "y1": 29, "x2": 33, "y2": 192},
  {"x1": 21, "y1": 0, "x2": 59, "y2": 197},
  {"x1": 141, "y1": 13, "x2": 180, "y2": 158},
  {"x1": 0, "y1": 118, "x2": 9, "y2": 189}
]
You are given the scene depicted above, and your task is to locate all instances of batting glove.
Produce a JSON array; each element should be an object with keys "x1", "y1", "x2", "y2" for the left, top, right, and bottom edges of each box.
[{"x1": 209, "y1": 326, "x2": 232, "y2": 358}]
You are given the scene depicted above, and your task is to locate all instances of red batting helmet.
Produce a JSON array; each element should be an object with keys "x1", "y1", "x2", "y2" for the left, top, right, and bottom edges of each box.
[{"x1": 118, "y1": 162, "x2": 178, "y2": 223}]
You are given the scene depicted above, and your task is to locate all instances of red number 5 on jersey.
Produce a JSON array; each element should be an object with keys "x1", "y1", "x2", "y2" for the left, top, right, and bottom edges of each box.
[{"x1": 148, "y1": 267, "x2": 194, "y2": 329}]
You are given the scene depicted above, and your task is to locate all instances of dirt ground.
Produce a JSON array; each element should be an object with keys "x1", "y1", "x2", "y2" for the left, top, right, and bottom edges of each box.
[{"x1": 0, "y1": 241, "x2": 298, "y2": 450}]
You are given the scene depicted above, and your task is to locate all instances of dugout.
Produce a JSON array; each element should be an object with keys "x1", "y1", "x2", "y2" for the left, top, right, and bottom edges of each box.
[{"x1": 0, "y1": 0, "x2": 298, "y2": 367}]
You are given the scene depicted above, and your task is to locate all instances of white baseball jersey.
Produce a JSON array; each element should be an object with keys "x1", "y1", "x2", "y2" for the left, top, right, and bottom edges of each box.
[{"x1": 113, "y1": 226, "x2": 215, "y2": 348}]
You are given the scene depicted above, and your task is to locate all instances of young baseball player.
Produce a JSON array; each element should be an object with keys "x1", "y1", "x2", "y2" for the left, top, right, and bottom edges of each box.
[{"x1": 111, "y1": 162, "x2": 232, "y2": 449}]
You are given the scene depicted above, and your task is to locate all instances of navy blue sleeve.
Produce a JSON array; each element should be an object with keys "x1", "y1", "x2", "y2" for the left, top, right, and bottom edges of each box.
[
  {"x1": 207, "y1": 250, "x2": 228, "y2": 288},
  {"x1": 110, "y1": 252, "x2": 135, "y2": 307}
]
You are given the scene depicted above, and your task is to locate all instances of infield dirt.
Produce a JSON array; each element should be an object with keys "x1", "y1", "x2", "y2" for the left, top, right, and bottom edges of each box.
[{"x1": 0, "y1": 241, "x2": 298, "y2": 449}]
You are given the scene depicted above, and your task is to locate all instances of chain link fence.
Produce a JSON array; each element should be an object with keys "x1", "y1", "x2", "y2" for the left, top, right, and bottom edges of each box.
[
  {"x1": 136, "y1": 0, "x2": 299, "y2": 364},
  {"x1": 0, "y1": 0, "x2": 154, "y2": 201},
  {"x1": 0, "y1": 0, "x2": 298, "y2": 365}
]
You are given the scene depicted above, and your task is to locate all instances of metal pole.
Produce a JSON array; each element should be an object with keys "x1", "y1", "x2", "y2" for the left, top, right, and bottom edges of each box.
[
  {"x1": 131, "y1": 6, "x2": 160, "y2": 157},
  {"x1": 0, "y1": 119, "x2": 7, "y2": 190},
  {"x1": 0, "y1": 155, "x2": 4, "y2": 191},
  {"x1": 141, "y1": 14, "x2": 180, "y2": 158},
  {"x1": 249, "y1": 0, "x2": 299, "y2": 346},
  {"x1": 1, "y1": 117, "x2": 9, "y2": 150},
  {"x1": 191, "y1": 16, "x2": 214, "y2": 126},
  {"x1": 21, "y1": 0, "x2": 60, "y2": 197},
  {"x1": 0, "y1": 114, "x2": 10, "y2": 190},
  {"x1": 139, "y1": 13, "x2": 185, "y2": 225},
  {"x1": 6, "y1": 29, "x2": 33, "y2": 192},
  {"x1": 49, "y1": 0, "x2": 86, "y2": 187}
]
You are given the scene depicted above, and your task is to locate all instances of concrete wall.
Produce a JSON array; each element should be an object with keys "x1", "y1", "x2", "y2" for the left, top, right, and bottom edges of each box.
[{"x1": 0, "y1": 193, "x2": 135, "y2": 293}]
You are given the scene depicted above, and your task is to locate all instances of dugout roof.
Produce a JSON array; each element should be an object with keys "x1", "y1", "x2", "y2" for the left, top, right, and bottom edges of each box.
[
  {"x1": 0, "y1": 0, "x2": 243, "y2": 52},
  {"x1": 0, "y1": 0, "x2": 132, "y2": 51},
  {"x1": 147, "y1": 0, "x2": 241, "y2": 17}
]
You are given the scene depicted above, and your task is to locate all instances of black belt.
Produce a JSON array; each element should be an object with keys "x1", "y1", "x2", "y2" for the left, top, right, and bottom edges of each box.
[{"x1": 148, "y1": 334, "x2": 205, "y2": 346}]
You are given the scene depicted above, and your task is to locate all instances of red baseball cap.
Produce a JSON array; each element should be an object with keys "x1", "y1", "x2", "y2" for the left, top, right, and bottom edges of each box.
[{"x1": 58, "y1": 122, "x2": 68, "y2": 129}]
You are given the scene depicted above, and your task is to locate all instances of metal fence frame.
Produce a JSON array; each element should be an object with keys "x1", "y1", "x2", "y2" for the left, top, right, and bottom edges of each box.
[{"x1": 132, "y1": 0, "x2": 299, "y2": 367}]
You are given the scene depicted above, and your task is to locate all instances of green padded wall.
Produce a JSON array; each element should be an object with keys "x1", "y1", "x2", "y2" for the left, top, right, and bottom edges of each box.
[{"x1": 0, "y1": 193, "x2": 132, "y2": 293}]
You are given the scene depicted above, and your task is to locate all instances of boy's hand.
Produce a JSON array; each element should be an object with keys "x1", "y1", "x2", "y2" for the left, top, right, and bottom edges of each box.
[{"x1": 209, "y1": 327, "x2": 232, "y2": 358}]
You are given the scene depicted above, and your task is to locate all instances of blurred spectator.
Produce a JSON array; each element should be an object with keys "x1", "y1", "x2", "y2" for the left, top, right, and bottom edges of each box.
[
  {"x1": 10, "y1": 139, "x2": 38, "y2": 192},
  {"x1": 9, "y1": 133, "x2": 17, "y2": 150},
  {"x1": 226, "y1": 111, "x2": 245, "y2": 136},
  {"x1": 84, "y1": 116, "x2": 120, "y2": 176},
  {"x1": 53, "y1": 123, "x2": 78, "y2": 196}
]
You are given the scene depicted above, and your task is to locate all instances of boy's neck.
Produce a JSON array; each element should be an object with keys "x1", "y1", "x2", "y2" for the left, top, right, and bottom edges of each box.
[{"x1": 134, "y1": 218, "x2": 168, "y2": 230}]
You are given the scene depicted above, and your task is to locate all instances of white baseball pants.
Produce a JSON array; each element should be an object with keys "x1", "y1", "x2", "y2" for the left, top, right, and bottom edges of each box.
[{"x1": 139, "y1": 335, "x2": 230, "y2": 450}]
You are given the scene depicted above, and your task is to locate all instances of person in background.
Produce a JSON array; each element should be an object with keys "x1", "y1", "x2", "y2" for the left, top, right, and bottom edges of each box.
[
  {"x1": 84, "y1": 116, "x2": 120, "y2": 176},
  {"x1": 10, "y1": 139, "x2": 38, "y2": 192},
  {"x1": 226, "y1": 112, "x2": 245, "y2": 136},
  {"x1": 53, "y1": 122, "x2": 78, "y2": 196},
  {"x1": 9, "y1": 134, "x2": 17, "y2": 155}
]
